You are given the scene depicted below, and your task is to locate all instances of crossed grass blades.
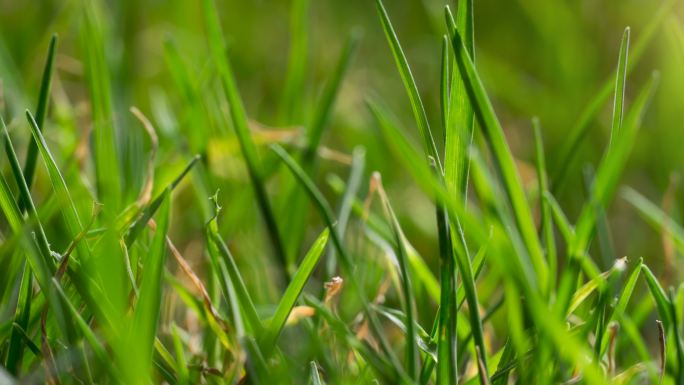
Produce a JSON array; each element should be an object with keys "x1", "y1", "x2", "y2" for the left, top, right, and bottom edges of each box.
[{"x1": 0, "y1": 0, "x2": 682, "y2": 384}]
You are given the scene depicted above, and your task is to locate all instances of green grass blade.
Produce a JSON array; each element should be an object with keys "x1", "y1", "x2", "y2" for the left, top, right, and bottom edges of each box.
[
  {"x1": 435, "y1": 203, "x2": 458, "y2": 385},
  {"x1": 533, "y1": 119, "x2": 557, "y2": 288},
  {"x1": 279, "y1": 0, "x2": 310, "y2": 124},
  {"x1": 375, "y1": 0, "x2": 441, "y2": 168},
  {"x1": 642, "y1": 264, "x2": 672, "y2": 331},
  {"x1": 609, "y1": 28, "x2": 630, "y2": 147},
  {"x1": 326, "y1": 147, "x2": 365, "y2": 276},
  {"x1": 125, "y1": 155, "x2": 199, "y2": 247},
  {"x1": 81, "y1": 1, "x2": 121, "y2": 212},
  {"x1": 20, "y1": 34, "x2": 57, "y2": 212},
  {"x1": 261, "y1": 229, "x2": 329, "y2": 352},
  {"x1": 550, "y1": 0, "x2": 675, "y2": 193},
  {"x1": 5, "y1": 264, "x2": 33, "y2": 374},
  {"x1": 376, "y1": 180, "x2": 420, "y2": 380},
  {"x1": 622, "y1": 186, "x2": 684, "y2": 254},
  {"x1": 571, "y1": 74, "x2": 658, "y2": 258},
  {"x1": 201, "y1": 0, "x2": 287, "y2": 279},
  {"x1": 207, "y1": 214, "x2": 264, "y2": 335},
  {"x1": 305, "y1": 33, "x2": 359, "y2": 157},
  {"x1": 447, "y1": 20, "x2": 548, "y2": 294},
  {"x1": 2, "y1": 117, "x2": 51, "y2": 260},
  {"x1": 445, "y1": 0, "x2": 475, "y2": 200},
  {"x1": 125, "y1": 190, "x2": 171, "y2": 381}
]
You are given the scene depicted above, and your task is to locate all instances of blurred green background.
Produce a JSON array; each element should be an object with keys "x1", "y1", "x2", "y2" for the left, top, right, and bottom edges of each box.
[{"x1": 1, "y1": 0, "x2": 683, "y2": 313}]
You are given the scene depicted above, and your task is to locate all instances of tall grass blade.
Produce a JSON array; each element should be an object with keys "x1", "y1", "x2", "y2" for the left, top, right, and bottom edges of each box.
[
  {"x1": 201, "y1": 0, "x2": 287, "y2": 279},
  {"x1": 447, "y1": 18, "x2": 548, "y2": 294},
  {"x1": 126, "y1": 190, "x2": 171, "y2": 382},
  {"x1": 19, "y1": 34, "x2": 57, "y2": 212},
  {"x1": 375, "y1": 0, "x2": 441, "y2": 167}
]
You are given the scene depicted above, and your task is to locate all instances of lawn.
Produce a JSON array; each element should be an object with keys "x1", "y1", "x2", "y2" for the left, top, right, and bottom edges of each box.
[{"x1": 0, "y1": 0, "x2": 683, "y2": 383}]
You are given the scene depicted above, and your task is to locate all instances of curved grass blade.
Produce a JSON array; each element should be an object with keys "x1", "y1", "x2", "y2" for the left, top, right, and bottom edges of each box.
[
  {"x1": 260, "y1": 229, "x2": 329, "y2": 353},
  {"x1": 310, "y1": 361, "x2": 323, "y2": 385},
  {"x1": 375, "y1": 0, "x2": 441, "y2": 168},
  {"x1": 20, "y1": 34, "x2": 57, "y2": 212},
  {"x1": 201, "y1": 0, "x2": 287, "y2": 279},
  {"x1": 642, "y1": 264, "x2": 673, "y2": 331},
  {"x1": 622, "y1": 186, "x2": 684, "y2": 254}
]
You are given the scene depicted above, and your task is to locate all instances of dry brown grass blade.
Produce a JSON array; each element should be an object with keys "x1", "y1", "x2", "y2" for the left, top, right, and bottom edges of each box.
[
  {"x1": 166, "y1": 235, "x2": 229, "y2": 330},
  {"x1": 130, "y1": 106, "x2": 159, "y2": 207},
  {"x1": 656, "y1": 320, "x2": 666, "y2": 384}
]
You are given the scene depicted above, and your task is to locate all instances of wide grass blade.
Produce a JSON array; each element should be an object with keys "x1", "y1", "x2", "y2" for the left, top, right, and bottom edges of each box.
[
  {"x1": 445, "y1": 0, "x2": 475, "y2": 199},
  {"x1": 125, "y1": 190, "x2": 171, "y2": 381},
  {"x1": 81, "y1": 1, "x2": 122, "y2": 212},
  {"x1": 260, "y1": 229, "x2": 329, "y2": 352},
  {"x1": 201, "y1": 0, "x2": 287, "y2": 278}
]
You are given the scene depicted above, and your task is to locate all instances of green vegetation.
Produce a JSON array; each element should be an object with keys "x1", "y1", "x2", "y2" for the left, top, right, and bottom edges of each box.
[{"x1": 1, "y1": 0, "x2": 683, "y2": 383}]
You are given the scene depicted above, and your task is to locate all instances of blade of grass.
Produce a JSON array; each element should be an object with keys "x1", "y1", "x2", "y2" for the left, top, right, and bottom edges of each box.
[
  {"x1": 279, "y1": 0, "x2": 310, "y2": 124},
  {"x1": 551, "y1": 0, "x2": 675, "y2": 193},
  {"x1": 375, "y1": 175, "x2": 420, "y2": 381},
  {"x1": 622, "y1": 186, "x2": 684, "y2": 254},
  {"x1": 609, "y1": 28, "x2": 630, "y2": 148},
  {"x1": 446, "y1": 12, "x2": 548, "y2": 294},
  {"x1": 260, "y1": 229, "x2": 329, "y2": 353},
  {"x1": 570, "y1": 74, "x2": 658, "y2": 259},
  {"x1": 206, "y1": 203, "x2": 264, "y2": 335},
  {"x1": 533, "y1": 119, "x2": 557, "y2": 289},
  {"x1": 125, "y1": 190, "x2": 171, "y2": 382},
  {"x1": 124, "y1": 155, "x2": 199, "y2": 247},
  {"x1": 445, "y1": 0, "x2": 475, "y2": 199},
  {"x1": 201, "y1": 0, "x2": 287, "y2": 280},
  {"x1": 282, "y1": 32, "x2": 360, "y2": 268},
  {"x1": 642, "y1": 264, "x2": 673, "y2": 331},
  {"x1": 19, "y1": 34, "x2": 57, "y2": 212},
  {"x1": 375, "y1": 0, "x2": 441, "y2": 168},
  {"x1": 81, "y1": 1, "x2": 122, "y2": 212}
]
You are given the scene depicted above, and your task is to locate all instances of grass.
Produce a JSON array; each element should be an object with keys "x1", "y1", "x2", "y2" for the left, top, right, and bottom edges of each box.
[{"x1": 0, "y1": 0, "x2": 683, "y2": 384}]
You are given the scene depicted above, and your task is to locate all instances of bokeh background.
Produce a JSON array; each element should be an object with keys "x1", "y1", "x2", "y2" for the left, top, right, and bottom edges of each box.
[{"x1": 0, "y1": 0, "x2": 683, "y2": 339}]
